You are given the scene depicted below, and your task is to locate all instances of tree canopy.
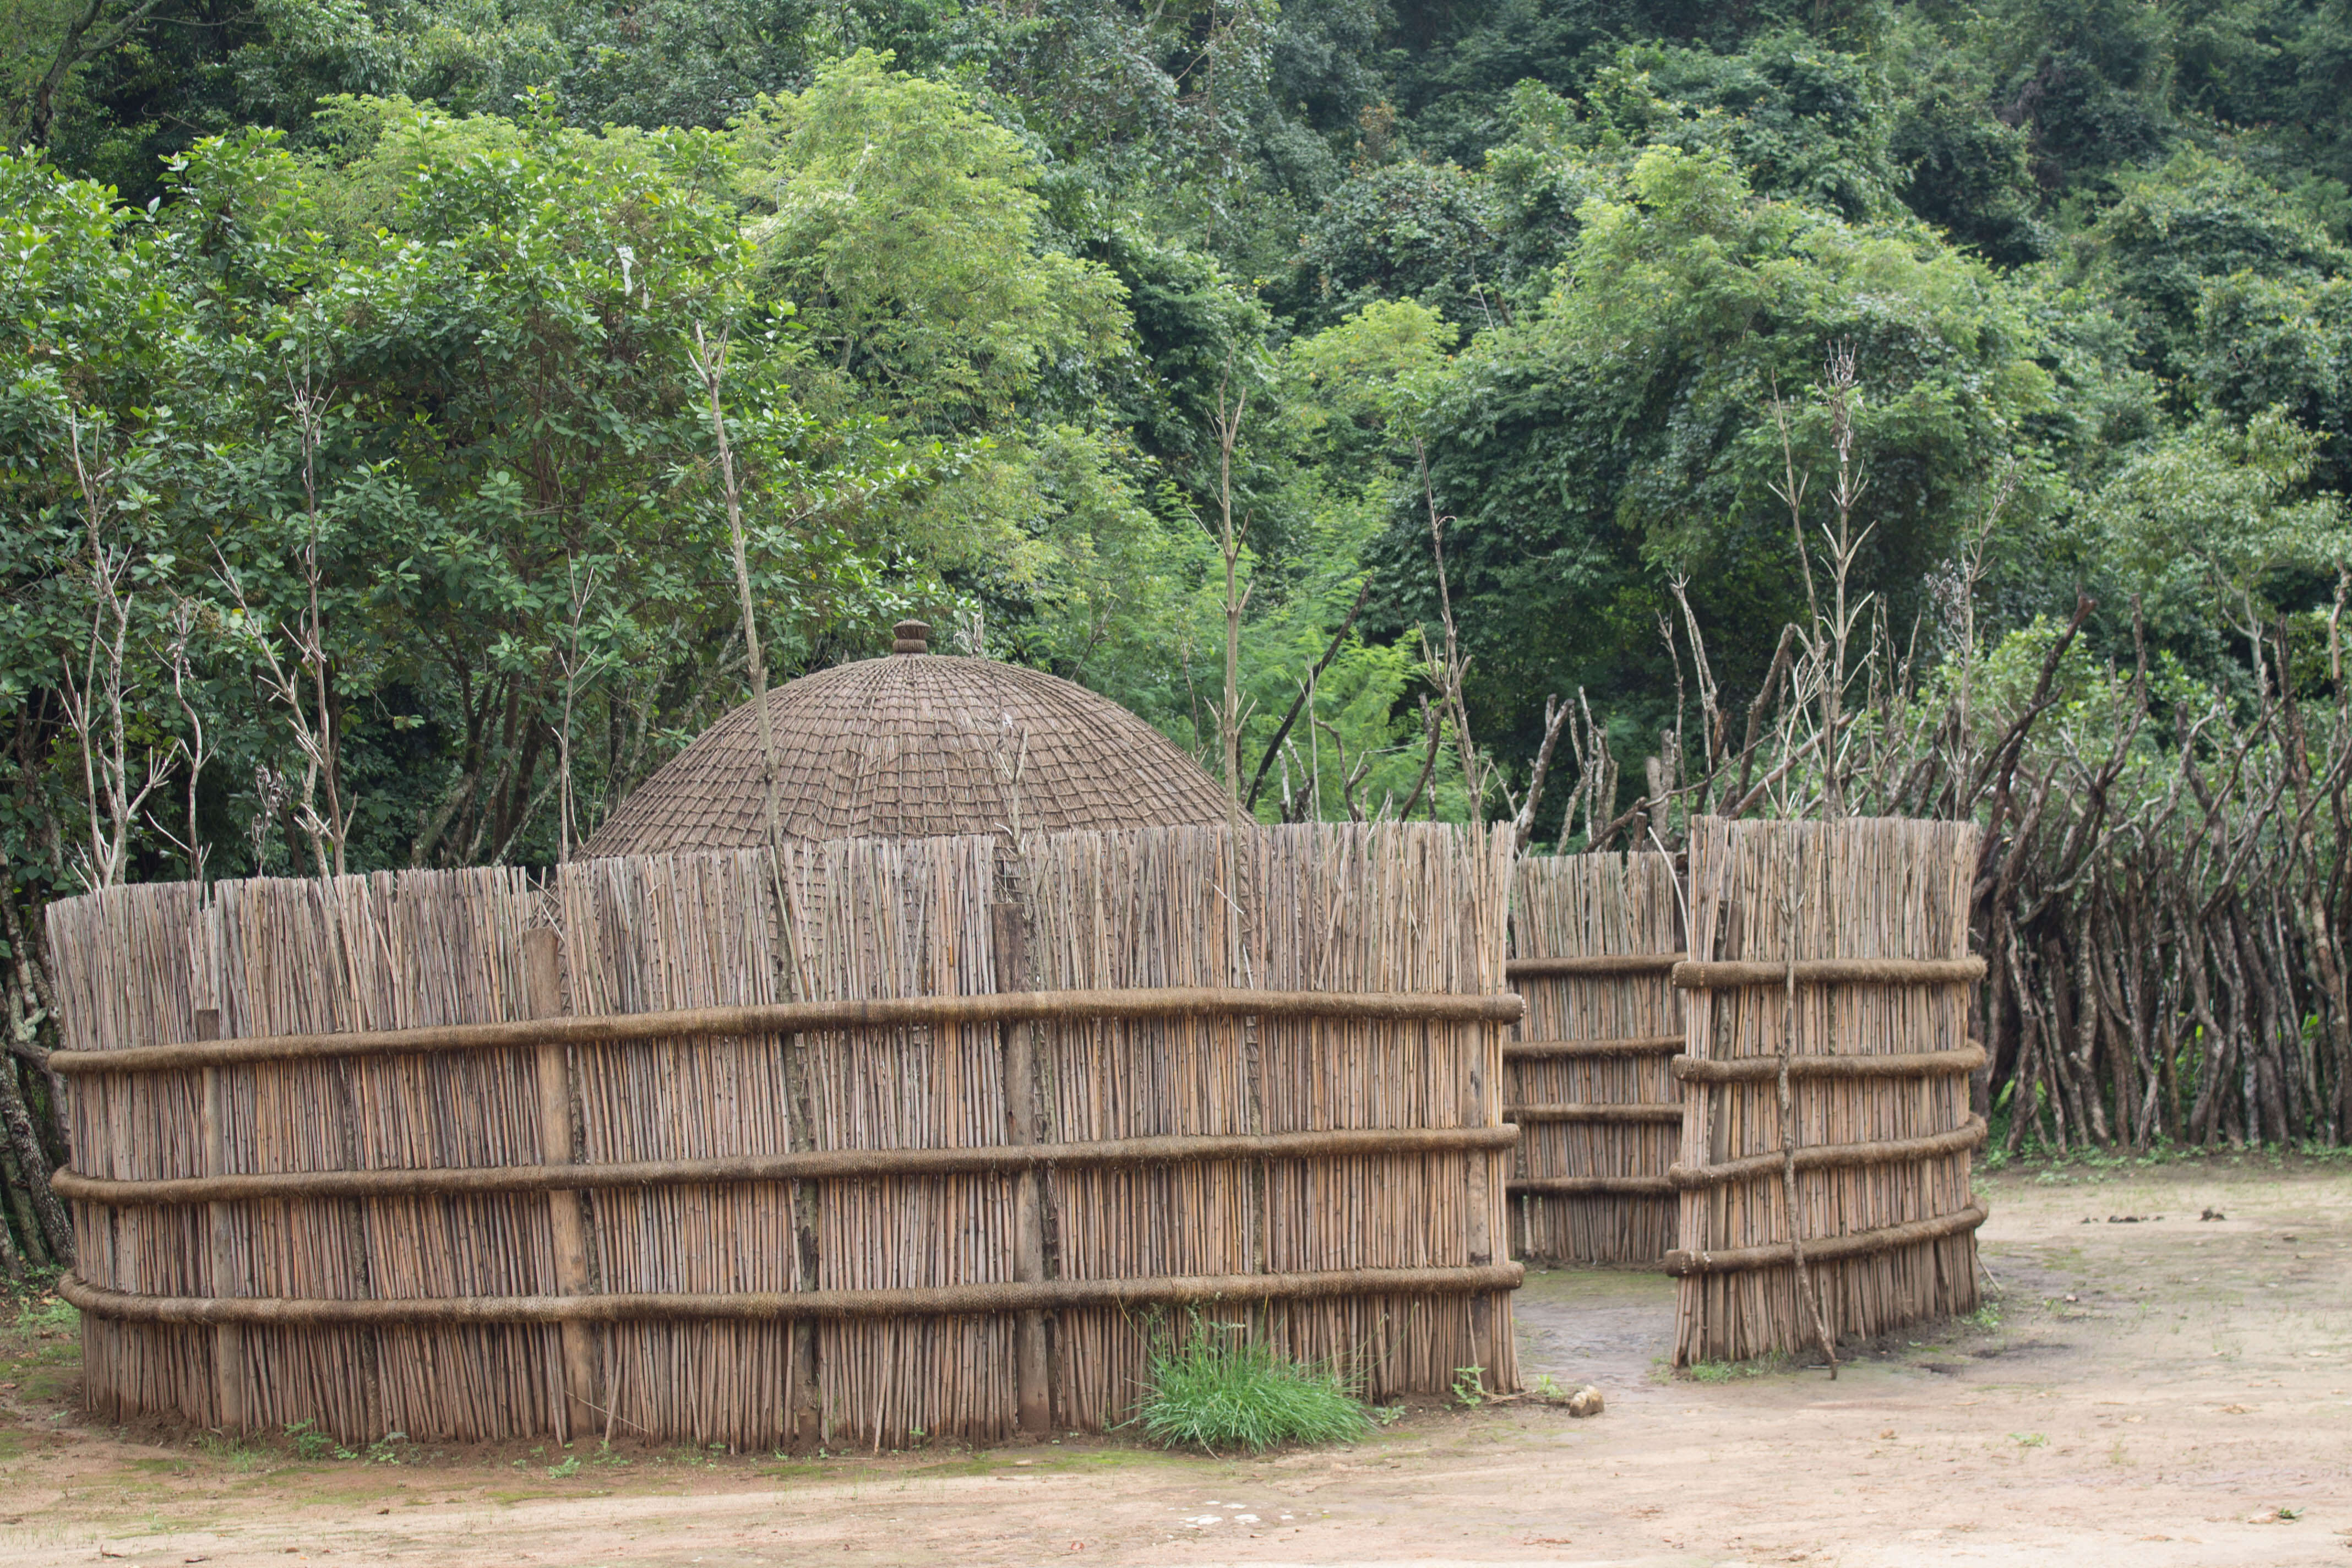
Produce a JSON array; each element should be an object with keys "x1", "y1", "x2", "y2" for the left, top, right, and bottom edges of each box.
[{"x1": 10, "y1": 0, "x2": 2352, "y2": 875}]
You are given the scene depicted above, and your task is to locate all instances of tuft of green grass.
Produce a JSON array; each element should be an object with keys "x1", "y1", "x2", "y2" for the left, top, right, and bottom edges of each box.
[
  {"x1": 1678, "y1": 1349, "x2": 1800, "y2": 1384},
  {"x1": 1134, "y1": 1325, "x2": 1371, "y2": 1455},
  {"x1": 12, "y1": 1294, "x2": 77, "y2": 1335},
  {"x1": 192, "y1": 1433, "x2": 265, "y2": 1472}
]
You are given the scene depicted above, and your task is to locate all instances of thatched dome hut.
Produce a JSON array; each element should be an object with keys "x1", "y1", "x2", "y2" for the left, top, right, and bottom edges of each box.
[{"x1": 585, "y1": 621, "x2": 1231, "y2": 854}]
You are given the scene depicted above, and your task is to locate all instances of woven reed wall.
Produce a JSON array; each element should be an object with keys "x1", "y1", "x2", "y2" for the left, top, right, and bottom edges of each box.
[
  {"x1": 1673, "y1": 816, "x2": 1983, "y2": 1364},
  {"x1": 1506, "y1": 853, "x2": 1684, "y2": 1265},
  {"x1": 51, "y1": 822, "x2": 1516, "y2": 1447}
]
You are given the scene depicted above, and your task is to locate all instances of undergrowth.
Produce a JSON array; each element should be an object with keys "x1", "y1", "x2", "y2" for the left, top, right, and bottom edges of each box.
[
  {"x1": 11, "y1": 1294, "x2": 75, "y2": 1335},
  {"x1": 1679, "y1": 1351, "x2": 1798, "y2": 1384},
  {"x1": 1133, "y1": 1321, "x2": 1370, "y2": 1455},
  {"x1": 1979, "y1": 1124, "x2": 2352, "y2": 1173}
]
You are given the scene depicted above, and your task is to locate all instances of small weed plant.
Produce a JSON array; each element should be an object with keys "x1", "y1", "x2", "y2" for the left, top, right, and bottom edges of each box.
[
  {"x1": 1134, "y1": 1322, "x2": 1370, "y2": 1455},
  {"x1": 282, "y1": 1420, "x2": 337, "y2": 1461},
  {"x1": 12, "y1": 1296, "x2": 76, "y2": 1336},
  {"x1": 275, "y1": 1420, "x2": 406, "y2": 1463},
  {"x1": 192, "y1": 1433, "x2": 263, "y2": 1472}
]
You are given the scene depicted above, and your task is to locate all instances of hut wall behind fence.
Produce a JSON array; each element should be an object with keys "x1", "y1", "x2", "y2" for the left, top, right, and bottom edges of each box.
[
  {"x1": 51, "y1": 822, "x2": 1516, "y2": 1447},
  {"x1": 1671, "y1": 816, "x2": 1984, "y2": 1365},
  {"x1": 1505, "y1": 854, "x2": 1685, "y2": 1265}
]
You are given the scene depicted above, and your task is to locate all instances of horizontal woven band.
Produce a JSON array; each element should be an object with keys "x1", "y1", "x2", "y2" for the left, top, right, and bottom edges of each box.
[
  {"x1": 1666, "y1": 1116, "x2": 1987, "y2": 1189},
  {"x1": 1506, "y1": 1174, "x2": 1675, "y2": 1197},
  {"x1": 58, "y1": 1261, "x2": 1526, "y2": 1326},
  {"x1": 1504, "y1": 1035, "x2": 1683, "y2": 1059},
  {"x1": 1671, "y1": 1043, "x2": 1986, "y2": 1084},
  {"x1": 53, "y1": 1124, "x2": 1520, "y2": 1208},
  {"x1": 1505, "y1": 954, "x2": 1686, "y2": 979},
  {"x1": 1662, "y1": 1202, "x2": 1988, "y2": 1276},
  {"x1": 1670, "y1": 957, "x2": 1986, "y2": 990},
  {"x1": 1504, "y1": 1103, "x2": 1683, "y2": 1125},
  {"x1": 51, "y1": 987, "x2": 1524, "y2": 1076}
]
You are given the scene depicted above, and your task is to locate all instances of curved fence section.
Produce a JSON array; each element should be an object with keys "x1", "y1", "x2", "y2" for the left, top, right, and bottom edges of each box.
[
  {"x1": 50, "y1": 822, "x2": 1519, "y2": 1447},
  {"x1": 1672, "y1": 816, "x2": 1985, "y2": 1365}
]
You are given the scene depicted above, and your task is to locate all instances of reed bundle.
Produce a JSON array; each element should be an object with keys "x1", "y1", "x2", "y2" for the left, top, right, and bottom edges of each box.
[
  {"x1": 1505, "y1": 852, "x2": 1684, "y2": 1265},
  {"x1": 1672, "y1": 816, "x2": 1982, "y2": 1365},
  {"x1": 51, "y1": 821, "x2": 1517, "y2": 1447}
]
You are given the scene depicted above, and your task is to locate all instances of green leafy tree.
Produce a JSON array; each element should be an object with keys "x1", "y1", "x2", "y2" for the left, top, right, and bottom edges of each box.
[
  {"x1": 2077, "y1": 149, "x2": 2349, "y2": 395},
  {"x1": 1383, "y1": 146, "x2": 2066, "y2": 792},
  {"x1": 2089, "y1": 409, "x2": 2349, "y2": 664},
  {"x1": 734, "y1": 50, "x2": 1195, "y2": 710}
]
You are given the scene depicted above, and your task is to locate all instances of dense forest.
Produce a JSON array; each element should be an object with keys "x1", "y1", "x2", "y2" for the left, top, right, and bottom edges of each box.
[{"x1": 8, "y1": 0, "x2": 2352, "y2": 1271}]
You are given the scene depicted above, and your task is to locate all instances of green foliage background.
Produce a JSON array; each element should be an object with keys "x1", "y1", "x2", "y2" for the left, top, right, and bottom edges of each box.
[{"x1": 7, "y1": 0, "x2": 2352, "y2": 1223}]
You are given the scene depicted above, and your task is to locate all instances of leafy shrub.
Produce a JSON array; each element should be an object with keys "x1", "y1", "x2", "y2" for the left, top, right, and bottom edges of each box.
[{"x1": 1134, "y1": 1323, "x2": 1371, "y2": 1455}]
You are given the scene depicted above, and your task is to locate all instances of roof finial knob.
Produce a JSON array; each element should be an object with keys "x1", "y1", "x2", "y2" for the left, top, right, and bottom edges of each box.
[{"x1": 892, "y1": 619, "x2": 930, "y2": 655}]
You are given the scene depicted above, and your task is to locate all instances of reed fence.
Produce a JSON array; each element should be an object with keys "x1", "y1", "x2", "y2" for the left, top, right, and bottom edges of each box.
[
  {"x1": 1504, "y1": 853, "x2": 1685, "y2": 1265},
  {"x1": 48, "y1": 822, "x2": 1520, "y2": 1447},
  {"x1": 1671, "y1": 816, "x2": 1984, "y2": 1365}
]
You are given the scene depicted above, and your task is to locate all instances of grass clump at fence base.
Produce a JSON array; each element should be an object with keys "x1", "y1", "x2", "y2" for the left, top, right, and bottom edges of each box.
[{"x1": 1135, "y1": 1324, "x2": 1372, "y2": 1455}]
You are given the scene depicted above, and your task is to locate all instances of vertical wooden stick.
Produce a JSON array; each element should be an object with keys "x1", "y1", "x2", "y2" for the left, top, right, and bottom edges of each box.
[
  {"x1": 197, "y1": 1007, "x2": 245, "y2": 1434},
  {"x1": 993, "y1": 902, "x2": 1050, "y2": 1435},
  {"x1": 1776, "y1": 840, "x2": 1837, "y2": 1376},
  {"x1": 526, "y1": 928, "x2": 598, "y2": 1440},
  {"x1": 1463, "y1": 1016, "x2": 1494, "y2": 1390}
]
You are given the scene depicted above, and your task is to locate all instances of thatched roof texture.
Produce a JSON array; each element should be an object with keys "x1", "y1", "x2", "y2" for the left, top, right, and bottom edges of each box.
[{"x1": 585, "y1": 623, "x2": 1231, "y2": 854}]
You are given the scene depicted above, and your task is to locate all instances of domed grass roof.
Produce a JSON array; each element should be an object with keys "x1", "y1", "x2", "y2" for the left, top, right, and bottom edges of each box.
[{"x1": 584, "y1": 622, "x2": 1231, "y2": 855}]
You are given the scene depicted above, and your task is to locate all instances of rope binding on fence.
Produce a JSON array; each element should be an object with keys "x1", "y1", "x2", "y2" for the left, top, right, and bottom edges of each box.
[
  {"x1": 51, "y1": 986, "x2": 1525, "y2": 1076},
  {"x1": 55, "y1": 1124, "x2": 1523, "y2": 1208}
]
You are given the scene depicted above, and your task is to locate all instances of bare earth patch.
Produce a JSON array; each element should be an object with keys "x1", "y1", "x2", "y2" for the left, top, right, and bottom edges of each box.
[{"x1": 2, "y1": 1156, "x2": 2348, "y2": 1566}]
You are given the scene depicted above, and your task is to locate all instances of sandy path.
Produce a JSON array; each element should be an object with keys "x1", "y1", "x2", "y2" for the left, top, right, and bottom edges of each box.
[{"x1": 2, "y1": 1158, "x2": 2346, "y2": 1567}]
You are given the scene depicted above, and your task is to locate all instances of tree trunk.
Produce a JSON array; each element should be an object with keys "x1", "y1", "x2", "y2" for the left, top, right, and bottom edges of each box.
[{"x1": 0, "y1": 1057, "x2": 69, "y2": 1262}]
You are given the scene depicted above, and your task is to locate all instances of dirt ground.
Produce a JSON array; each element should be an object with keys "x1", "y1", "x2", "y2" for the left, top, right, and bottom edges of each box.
[{"x1": 2, "y1": 1157, "x2": 2347, "y2": 1567}]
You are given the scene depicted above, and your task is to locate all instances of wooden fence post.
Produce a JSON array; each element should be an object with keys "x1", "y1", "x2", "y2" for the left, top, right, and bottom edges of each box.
[
  {"x1": 197, "y1": 1007, "x2": 244, "y2": 1434},
  {"x1": 525, "y1": 928, "x2": 598, "y2": 1440},
  {"x1": 993, "y1": 902, "x2": 1050, "y2": 1435},
  {"x1": 1466, "y1": 1013, "x2": 1495, "y2": 1390}
]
